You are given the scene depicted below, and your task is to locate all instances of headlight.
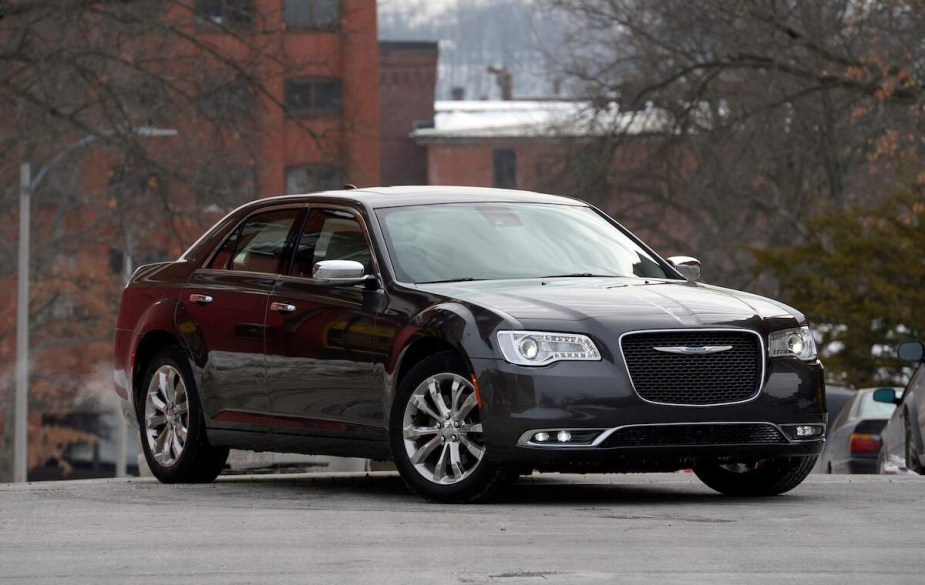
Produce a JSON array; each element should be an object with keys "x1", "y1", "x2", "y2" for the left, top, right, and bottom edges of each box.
[
  {"x1": 497, "y1": 331, "x2": 601, "y2": 366},
  {"x1": 768, "y1": 326, "x2": 817, "y2": 361}
]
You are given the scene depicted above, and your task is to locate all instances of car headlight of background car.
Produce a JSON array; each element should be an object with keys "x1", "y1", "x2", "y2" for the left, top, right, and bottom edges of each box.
[
  {"x1": 768, "y1": 325, "x2": 817, "y2": 361},
  {"x1": 497, "y1": 331, "x2": 602, "y2": 366}
]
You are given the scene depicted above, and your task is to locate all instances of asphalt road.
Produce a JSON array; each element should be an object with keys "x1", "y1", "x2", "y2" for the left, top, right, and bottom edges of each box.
[{"x1": 1, "y1": 472, "x2": 923, "y2": 585}]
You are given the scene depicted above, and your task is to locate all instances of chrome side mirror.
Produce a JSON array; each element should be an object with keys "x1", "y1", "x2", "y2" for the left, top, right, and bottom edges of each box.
[
  {"x1": 312, "y1": 260, "x2": 375, "y2": 286},
  {"x1": 667, "y1": 256, "x2": 701, "y2": 282}
]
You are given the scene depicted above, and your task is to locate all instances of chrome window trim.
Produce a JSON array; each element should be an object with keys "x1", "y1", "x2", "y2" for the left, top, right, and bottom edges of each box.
[
  {"x1": 275, "y1": 202, "x2": 384, "y2": 287},
  {"x1": 199, "y1": 202, "x2": 307, "y2": 273},
  {"x1": 618, "y1": 327, "x2": 767, "y2": 408},
  {"x1": 517, "y1": 421, "x2": 826, "y2": 448}
]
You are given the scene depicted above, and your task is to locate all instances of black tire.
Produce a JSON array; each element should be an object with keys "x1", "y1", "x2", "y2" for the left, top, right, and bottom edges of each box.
[
  {"x1": 389, "y1": 352, "x2": 512, "y2": 503},
  {"x1": 904, "y1": 420, "x2": 922, "y2": 474},
  {"x1": 137, "y1": 346, "x2": 229, "y2": 483},
  {"x1": 877, "y1": 446, "x2": 888, "y2": 474},
  {"x1": 693, "y1": 455, "x2": 817, "y2": 497}
]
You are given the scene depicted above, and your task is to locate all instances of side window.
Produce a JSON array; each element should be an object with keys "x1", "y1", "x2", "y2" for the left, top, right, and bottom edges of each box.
[
  {"x1": 208, "y1": 227, "x2": 241, "y2": 270},
  {"x1": 291, "y1": 208, "x2": 372, "y2": 278},
  {"x1": 210, "y1": 209, "x2": 301, "y2": 274}
]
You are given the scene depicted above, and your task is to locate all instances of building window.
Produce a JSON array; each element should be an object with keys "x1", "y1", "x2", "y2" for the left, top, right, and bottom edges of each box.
[
  {"x1": 198, "y1": 81, "x2": 256, "y2": 121},
  {"x1": 493, "y1": 149, "x2": 517, "y2": 189},
  {"x1": 285, "y1": 165, "x2": 344, "y2": 194},
  {"x1": 284, "y1": 78, "x2": 342, "y2": 117},
  {"x1": 283, "y1": 0, "x2": 339, "y2": 29},
  {"x1": 109, "y1": 248, "x2": 125, "y2": 275},
  {"x1": 195, "y1": 0, "x2": 254, "y2": 28}
]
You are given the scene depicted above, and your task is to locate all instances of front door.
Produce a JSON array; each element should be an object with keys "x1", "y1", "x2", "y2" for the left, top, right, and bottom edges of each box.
[
  {"x1": 179, "y1": 206, "x2": 303, "y2": 434},
  {"x1": 265, "y1": 206, "x2": 385, "y2": 441}
]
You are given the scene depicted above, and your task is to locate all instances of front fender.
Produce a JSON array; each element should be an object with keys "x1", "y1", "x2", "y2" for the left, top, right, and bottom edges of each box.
[{"x1": 382, "y1": 301, "x2": 513, "y2": 419}]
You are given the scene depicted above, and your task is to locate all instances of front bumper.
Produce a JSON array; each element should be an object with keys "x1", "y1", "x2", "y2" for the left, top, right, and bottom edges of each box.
[{"x1": 472, "y1": 355, "x2": 826, "y2": 469}]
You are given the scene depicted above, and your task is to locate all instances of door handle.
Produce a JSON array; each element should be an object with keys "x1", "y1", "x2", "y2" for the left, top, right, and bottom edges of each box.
[
  {"x1": 189, "y1": 293, "x2": 213, "y2": 305},
  {"x1": 270, "y1": 302, "x2": 296, "y2": 313}
]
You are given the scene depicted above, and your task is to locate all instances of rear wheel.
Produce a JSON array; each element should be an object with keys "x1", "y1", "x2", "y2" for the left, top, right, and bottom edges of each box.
[
  {"x1": 390, "y1": 352, "x2": 512, "y2": 503},
  {"x1": 138, "y1": 346, "x2": 228, "y2": 483},
  {"x1": 693, "y1": 455, "x2": 817, "y2": 497}
]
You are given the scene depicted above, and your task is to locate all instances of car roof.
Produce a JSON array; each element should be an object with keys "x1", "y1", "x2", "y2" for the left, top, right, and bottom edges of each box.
[{"x1": 252, "y1": 186, "x2": 587, "y2": 210}]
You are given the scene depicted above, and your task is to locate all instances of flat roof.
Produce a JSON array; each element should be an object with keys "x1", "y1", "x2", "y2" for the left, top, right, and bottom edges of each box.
[{"x1": 411, "y1": 100, "x2": 669, "y2": 142}]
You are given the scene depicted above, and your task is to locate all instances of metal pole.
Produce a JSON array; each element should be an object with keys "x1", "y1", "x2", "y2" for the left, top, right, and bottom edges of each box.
[
  {"x1": 114, "y1": 238, "x2": 133, "y2": 478},
  {"x1": 8, "y1": 129, "x2": 176, "y2": 482},
  {"x1": 14, "y1": 163, "x2": 31, "y2": 483}
]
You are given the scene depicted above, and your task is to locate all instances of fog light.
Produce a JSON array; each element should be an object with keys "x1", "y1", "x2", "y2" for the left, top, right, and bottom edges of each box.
[
  {"x1": 795, "y1": 425, "x2": 820, "y2": 437},
  {"x1": 522, "y1": 429, "x2": 604, "y2": 446},
  {"x1": 782, "y1": 424, "x2": 824, "y2": 440}
]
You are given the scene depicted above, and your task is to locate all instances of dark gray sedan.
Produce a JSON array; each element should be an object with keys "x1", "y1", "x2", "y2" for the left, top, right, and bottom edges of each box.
[{"x1": 114, "y1": 186, "x2": 827, "y2": 502}]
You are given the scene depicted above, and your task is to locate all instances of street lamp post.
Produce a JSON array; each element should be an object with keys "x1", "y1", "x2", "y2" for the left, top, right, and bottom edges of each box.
[
  {"x1": 13, "y1": 163, "x2": 31, "y2": 483},
  {"x1": 12, "y1": 126, "x2": 178, "y2": 483}
]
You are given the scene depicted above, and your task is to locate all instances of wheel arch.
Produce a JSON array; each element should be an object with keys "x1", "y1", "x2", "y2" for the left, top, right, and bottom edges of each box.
[
  {"x1": 387, "y1": 301, "x2": 502, "y2": 391},
  {"x1": 133, "y1": 330, "x2": 185, "y2": 406},
  {"x1": 383, "y1": 303, "x2": 498, "y2": 421},
  {"x1": 395, "y1": 337, "x2": 469, "y2": 389},
  {"x1": 904, "y1": 404, "x2": 925, "y2": 463}
]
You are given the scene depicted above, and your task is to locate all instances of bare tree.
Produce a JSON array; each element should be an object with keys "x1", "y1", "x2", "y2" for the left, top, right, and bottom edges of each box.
[
  {"x1": 541, "y1": 0, "x2": 925, "y2": 288},
  {"x1": 0, "y1": 0, "x2": 352, "y2": 480}
]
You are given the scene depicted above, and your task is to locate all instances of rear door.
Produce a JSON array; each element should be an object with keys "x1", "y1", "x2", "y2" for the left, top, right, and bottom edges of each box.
[
  {"x1": 178, "y1": 205, "x2": 304, "y2": 434},
  {"x1": 265, "y1": 206, "x2": 386, "y2": 441}
]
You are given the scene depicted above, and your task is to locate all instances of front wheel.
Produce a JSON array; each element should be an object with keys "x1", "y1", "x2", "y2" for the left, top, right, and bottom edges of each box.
[
  {"x1": 390, "y1": 352, "x2": 513, "y2": 503},
  {"x1": 693, "y1": 455, "x2": 817, "y2": 497}
]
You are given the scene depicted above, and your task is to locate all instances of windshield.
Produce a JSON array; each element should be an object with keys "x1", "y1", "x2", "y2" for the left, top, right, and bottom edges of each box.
[{"x1": 376, "y1": 203, "x2": 671, "y2": 284}]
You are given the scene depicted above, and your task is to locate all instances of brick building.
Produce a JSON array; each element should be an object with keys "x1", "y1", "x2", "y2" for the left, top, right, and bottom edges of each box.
[
  {"x1": 379, "y1": 41, "x2": 439, "y2": 186},
  {"x1": 197, "y1": 0, "x2": 381, "y2": 195},
  {"x1": 411, "y1": 100, "x2": 665, "y2": 190},
  {"x1": 0, "y1": 0, "x2": 381, "y2": 480},
  {"x1": 408, "y1": 99, "x2": 693, "y2": 257}
]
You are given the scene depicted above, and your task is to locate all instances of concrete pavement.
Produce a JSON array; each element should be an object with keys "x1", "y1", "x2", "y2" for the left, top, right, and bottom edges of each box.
[{"x1": 1, "y1": 472, "x2": 923, "y2": 584}]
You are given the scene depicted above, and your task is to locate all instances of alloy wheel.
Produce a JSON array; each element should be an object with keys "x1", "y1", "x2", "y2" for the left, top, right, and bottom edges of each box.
[
  {"x1": 144, "y1": 365, "x2": 190, "y2": 467},
  {"x1": 402, "y1": 372, "x2": 485, "y2": 485}
]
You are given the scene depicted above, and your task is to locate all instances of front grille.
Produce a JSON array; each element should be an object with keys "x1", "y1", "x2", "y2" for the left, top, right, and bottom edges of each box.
[
  {"x1": 600, "y1": 423, "x2": 787, "y2": 448},
  {"x1": 620, "y1": 330, "x2": 762, "y2": 405}
]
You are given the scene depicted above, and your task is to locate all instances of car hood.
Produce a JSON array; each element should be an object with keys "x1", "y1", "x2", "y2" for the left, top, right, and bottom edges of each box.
[{"x1": 417, "y1": 277, "x2": 802, "y2": 331}]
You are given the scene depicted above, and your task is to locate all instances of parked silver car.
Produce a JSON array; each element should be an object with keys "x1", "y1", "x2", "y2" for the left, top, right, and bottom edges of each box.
[{"x1": 875, "y1": 341, "x2": 925, "y2": 474}]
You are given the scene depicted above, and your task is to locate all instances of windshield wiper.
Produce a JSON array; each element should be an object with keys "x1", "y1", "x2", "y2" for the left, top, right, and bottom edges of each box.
[
  {"x1": 538, "y1": 273, "x2": 620, "y2": 278},
  {"x1": 417, "y1": 277, "x2": 486, "y2": 284}
]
